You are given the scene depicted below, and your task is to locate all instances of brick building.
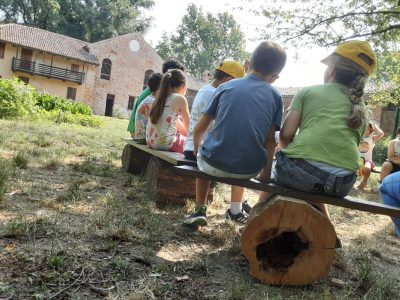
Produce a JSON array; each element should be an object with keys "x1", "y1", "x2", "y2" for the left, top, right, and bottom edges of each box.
[{"x1": 0, "y1": 23, "x2": 204, "y2": 118}]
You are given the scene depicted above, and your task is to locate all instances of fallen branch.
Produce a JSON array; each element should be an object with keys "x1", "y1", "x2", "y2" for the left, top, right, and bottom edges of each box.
[{"x1": 47, "y1": 267, "x2": 85, "y2": 300}]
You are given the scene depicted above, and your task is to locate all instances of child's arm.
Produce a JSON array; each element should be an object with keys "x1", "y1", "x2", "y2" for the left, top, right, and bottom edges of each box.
[
  {"x1": 193, "y1": 113, "x2": 213, "y2": 157},
  {"x1": 279, "y1": 110, "x2": 301, "y2": 148},
  {"x1": 386, "y1": 140, "x2": 400, "y2": 165},
  {"x1": 257, "y1": 126, "x2": 277, "y2": 182},
  {"x1": 173, "y1": 95, "x2": 190, "y2": 136},
  {"x1": 371, "y1": 124, "x2": 384, "y2": 143}
]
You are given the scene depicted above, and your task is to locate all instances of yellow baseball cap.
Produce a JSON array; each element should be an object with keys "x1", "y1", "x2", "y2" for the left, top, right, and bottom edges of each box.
[
  {"x1": 321, "y1": 40, "x2": 377, "y2": 75},
  {"x1": 215, "y1": 61, "x2": 245, "y2": 78}
]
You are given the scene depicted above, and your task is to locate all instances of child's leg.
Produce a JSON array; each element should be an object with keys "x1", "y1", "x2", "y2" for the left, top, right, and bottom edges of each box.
[
  {"x1": 380, "y1": 162, "x2": 394, "y2": 182},
  {"x1": 259, "y1": 191, "x2": 270, "y2": 202},
  {"x1": 230, "y1": 185, "x2": 245, "y2": 214},
  {"x1": 169, "y1": 133, "x2": 186, "y2": 153},
  {"x1": 313, "y1": 203, "x2": 330, "y2": 219},
  {"x1": 381, "y1": 192, "x2": 400, "y2": 238},
  {"x1": 358, "y1": 163, "x2": 372, "y2": 190},
  {"x1": 196, "y1": 178, "x2": 211, "y2": 206},
  {"x1": 184, "y1": 178, "x2": 210, "y2": 227}
]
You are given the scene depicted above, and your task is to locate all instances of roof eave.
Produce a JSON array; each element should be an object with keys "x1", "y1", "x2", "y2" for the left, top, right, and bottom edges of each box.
[{"x1": 0, "y1": 39, "x2": 99, "y2": 66}]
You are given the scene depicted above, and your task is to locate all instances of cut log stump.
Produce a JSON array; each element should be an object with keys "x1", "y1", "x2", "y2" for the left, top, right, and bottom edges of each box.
[
  {"x1": 121, "y1": 144, "x2": 151, "y2": 174},
  {"x1": 145, "y1": 156, "x2": 213, "y2": 207},
  {"x1": 241, "y1": 195, "x2": 336, "y2": 286}
]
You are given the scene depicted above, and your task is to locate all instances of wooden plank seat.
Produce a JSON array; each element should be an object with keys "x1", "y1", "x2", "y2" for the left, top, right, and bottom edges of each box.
[
  {"x1": 121, "y1": 139, "x2": 211, "y2": 207},
  {"x1": 174, "y1": 165, "x2": 400, "y2": 218},
  {"x1": 173, "y1": 165, "x2": 400, "y2": 286}
]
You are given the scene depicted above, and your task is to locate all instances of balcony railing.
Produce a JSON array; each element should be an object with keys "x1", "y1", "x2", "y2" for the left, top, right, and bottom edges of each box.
[{"x1": 12, "y1": 57, "x2": 85, "y2": 85}]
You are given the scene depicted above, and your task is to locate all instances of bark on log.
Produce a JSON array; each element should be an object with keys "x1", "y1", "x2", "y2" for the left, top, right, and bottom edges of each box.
[
  {"x1": 121, "y1": 144, "x2": 151, "y2": 174},
  {"x1": 145, "y1": 156, "x2": 213, "y2": 207},
  {"x1": 241, "y1": 195, "x2": 336, "y2": 286}
]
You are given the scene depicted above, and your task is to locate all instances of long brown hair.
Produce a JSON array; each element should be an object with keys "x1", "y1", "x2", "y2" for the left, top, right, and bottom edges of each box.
[
  {"x1": 330, "y1": 54, "x2": 369, "y2": 129},
  {"x1": 149, "y1": 69, "x2": 186, "y2": 124}
]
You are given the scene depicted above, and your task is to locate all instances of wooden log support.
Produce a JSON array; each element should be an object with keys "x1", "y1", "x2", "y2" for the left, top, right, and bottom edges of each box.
[
  {"x1": 145, "y1": 157, "x2": 213, "y2": 207},
  {"x1": 241, "y1": 195, "x2": 336, "y2": 286},
  {"x1": 121, "y1": 144, "x2": 151, "y2": 174}
]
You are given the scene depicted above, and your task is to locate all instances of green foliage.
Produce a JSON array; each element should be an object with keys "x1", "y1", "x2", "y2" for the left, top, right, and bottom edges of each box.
[
  {"x1": 48, "y1": 250, "x2": 65, "y2": 269},
  {"x1": 252, "y1": 0, "x2": 400, "y2": 48},
  {"x1": 12, "y1": 151, "x2": 28, "y2": 169},
  {"x1": 0, "y1": 78, "x2": 38, "y2": 119},
  {"x1": 369, "y1": 52, "x2": 400, "y2": 107},
  {"x1": 0, "y1": 78, "x2": 101, "y2": 127},
  {"x1": 373, "y1": 137, "x2": 390, "y2": 165},
  {"x1": 0, "y1": 0, "x2": 155, "y2": 42},
  {"x1": 247, "y1": 0, "x2": 400, "y2": 107},
  {"x1": 156, "y1": 4, "x2": 248, "y2": 77},
  {"x1": 36, "y1": 93, "x2": 92, "y2": 116}
]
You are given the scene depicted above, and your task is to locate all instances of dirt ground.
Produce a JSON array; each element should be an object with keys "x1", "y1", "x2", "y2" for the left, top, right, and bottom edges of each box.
[{"x1": 0, "y1": 118, "x2": 399, "y2": 299}]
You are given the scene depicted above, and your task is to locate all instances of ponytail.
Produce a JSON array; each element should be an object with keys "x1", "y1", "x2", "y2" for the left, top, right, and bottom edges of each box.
[
  {"x1": 149, "y1": 73, "x2": 172, "y2": 124},
  {"x1": 149, "y1": 69, "x2": 186, "y2": 124}
]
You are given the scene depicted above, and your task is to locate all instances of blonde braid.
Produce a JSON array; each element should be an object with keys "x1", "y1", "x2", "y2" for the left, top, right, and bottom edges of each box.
[{"x1": 347, "y1": 75, "x2": 368, "y2": 129}]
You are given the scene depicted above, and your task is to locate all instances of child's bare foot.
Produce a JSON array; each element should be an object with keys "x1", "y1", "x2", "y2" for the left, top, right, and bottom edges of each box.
[{"x1": 357, "y1": 180, "x2": 368, "y2": 190}]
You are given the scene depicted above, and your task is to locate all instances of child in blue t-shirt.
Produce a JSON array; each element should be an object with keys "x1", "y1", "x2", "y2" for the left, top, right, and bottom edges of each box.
[{"x1": 184, "y1": 41, "x2": 287, "y2": 227}]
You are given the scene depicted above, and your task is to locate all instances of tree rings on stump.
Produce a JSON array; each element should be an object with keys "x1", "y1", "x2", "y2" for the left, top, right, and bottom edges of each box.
[
  {"x1": 241, "y1": 195, "x2": 336, "y2": 286},
  {"x1": 121, "y1": 144, "x2": 151, "y2": 174},
  {"x1": 145, "y1": 156, "x2": 213, "y2": 207}
]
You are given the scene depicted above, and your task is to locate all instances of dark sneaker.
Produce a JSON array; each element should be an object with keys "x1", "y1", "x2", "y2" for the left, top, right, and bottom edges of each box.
[
  {"x1": 184, "y1": 206, "x2": 207, "y2": 227},
  {"x1": 225, "y1": 208, "x2": 249, "y2": 224},
  {"x1": 242, "y1": 200, "x2": 252, "y2": 214}
]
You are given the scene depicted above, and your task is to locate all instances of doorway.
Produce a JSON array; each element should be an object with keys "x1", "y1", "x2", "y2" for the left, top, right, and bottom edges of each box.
[{"x1": 105, "y1": 94, "x2": 115, "y2": 117}]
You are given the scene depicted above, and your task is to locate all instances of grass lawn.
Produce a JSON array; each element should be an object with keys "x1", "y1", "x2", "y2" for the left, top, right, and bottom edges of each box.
[{"x1": 0, "y1": 117, "x2": 399, "y2": 299}]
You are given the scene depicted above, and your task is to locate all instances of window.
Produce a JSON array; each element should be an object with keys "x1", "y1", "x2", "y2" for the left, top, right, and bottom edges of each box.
[
  {"x1": 100, "y1": 58, "x2": 112, "y2": 80},
  {"x1": 67, "y1": 87, "x2": 77, "y2": 100},
  {"x1": 0, "y1": 43, "x2": 5, "y2": 59},
  {"x1": 143, "y1": 69, "x2": 153, "y2": 90},
  {"x1": 18, "y1": 76, "x2": 30, "y2": 84},
  {"x1": 71, "y1": 64, "x2": 79, "y2": 72},
  {"x1": 128, "y1": 96, "x2": 135, "y2": 110}
]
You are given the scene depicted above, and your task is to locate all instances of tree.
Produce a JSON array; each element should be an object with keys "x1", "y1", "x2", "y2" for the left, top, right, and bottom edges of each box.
[
  {"x1": 0, "y1": 0, "x2": 60, "y2": 29},
  {"x1": 248, "y1": 0, "x2": 400, "y2": 107},
  {"x1": 250, "y1": 0, "x2": 400, "y2": 48},
  {"x1": 156, "y1": 4, "x2": 248, "y2": 78},
  {"x1": 0, "y1": 0, "x2": 155, "y2": 42}
]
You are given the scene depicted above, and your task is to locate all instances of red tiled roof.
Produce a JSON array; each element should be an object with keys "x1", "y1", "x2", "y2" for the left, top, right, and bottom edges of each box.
[{"x1": 0, "y1": 23, "x2": 98, "y2": 65}]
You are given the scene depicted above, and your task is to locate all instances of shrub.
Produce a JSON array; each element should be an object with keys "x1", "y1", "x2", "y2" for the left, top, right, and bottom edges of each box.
[
  {"x1": 0, "y1": 78, "x2": 38, "y2": 119},
  {"x1": 0, "y1": 78, "x2": 101, "y2": 128},
  {"x1": 373, "y1": 137, "x2": 390, "y2": 166},
  {"x1": 35, "y1": 92, "x2": 92, "y2": 116},
  {"x1": 44, "y1": 110, "x2": 102, "y2": 127}
]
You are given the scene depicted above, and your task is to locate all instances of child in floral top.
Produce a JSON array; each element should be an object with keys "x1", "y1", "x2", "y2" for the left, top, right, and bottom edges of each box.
[
  {"x1": 134, "y1": 73, "x2": 162, "y2": 144},
  {"x1": 146, "y1": 69, "x2": 189, "y2": 153}
]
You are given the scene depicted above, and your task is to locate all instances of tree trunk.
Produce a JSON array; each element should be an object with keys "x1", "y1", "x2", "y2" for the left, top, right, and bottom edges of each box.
[
  {"x1": 121, "y1": 144, "x2": 151, "y2": 174},
  {"x1": 145, "y1": 156, "x2": 213, "y2": 207},
  {"x1": 241, "y1": 195, "x2": 336, "y2": 286}
]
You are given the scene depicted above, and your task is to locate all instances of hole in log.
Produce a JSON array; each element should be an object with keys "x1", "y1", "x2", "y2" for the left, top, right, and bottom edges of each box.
[{"x1": 256, "y1": 231, "x2": 309, "y2": 271}]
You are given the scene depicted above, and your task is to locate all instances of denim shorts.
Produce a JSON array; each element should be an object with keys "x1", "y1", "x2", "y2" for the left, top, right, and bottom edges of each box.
[{"x1": 273, "y1": 152, "x2": 356, "y2": 198}]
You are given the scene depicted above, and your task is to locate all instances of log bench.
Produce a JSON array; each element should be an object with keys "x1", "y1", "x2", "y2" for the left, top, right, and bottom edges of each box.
[
  {"x1": 173, "y1": 165, "x2": 400, "y2": 286},
  {"x1": 121, "y1": 140, "x2": 212, "y2": 207}
]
